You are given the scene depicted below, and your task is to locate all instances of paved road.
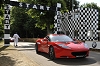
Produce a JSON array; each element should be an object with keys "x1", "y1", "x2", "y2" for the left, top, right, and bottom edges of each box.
[{"x1": 10, "y1": 42, "x2": 100, "y2": 66}]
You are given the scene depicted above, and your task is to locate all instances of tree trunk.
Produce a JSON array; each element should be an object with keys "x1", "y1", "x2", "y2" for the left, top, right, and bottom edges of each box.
[{"x1": 47, "y1": 23, "x2": 50, "y2": 34}]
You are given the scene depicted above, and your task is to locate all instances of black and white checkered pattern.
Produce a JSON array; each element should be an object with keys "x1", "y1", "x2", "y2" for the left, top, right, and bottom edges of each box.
[
  {"x1": 61, "y1": 8, "x2": 98, "y2": 41},
  {"x1": 54, "y1": 3, "x2": 61, "y2": 34},
  {"x1": 4, "y1": 4, "x2": 10, "y2": 46}
]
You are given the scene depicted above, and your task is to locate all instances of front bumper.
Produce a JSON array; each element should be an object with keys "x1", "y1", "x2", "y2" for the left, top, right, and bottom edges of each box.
[{"x1": 54, "y1": 46, "x2": 89, "y2": 58}]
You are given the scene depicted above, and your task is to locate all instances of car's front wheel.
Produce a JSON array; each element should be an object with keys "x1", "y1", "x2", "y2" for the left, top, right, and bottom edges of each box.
[
  {"x1": 49, "y1": 46, "x2": 56, "y2": 60},
  {"x1": 35, "y1": 43, "x2": 40, "y2": 54}
]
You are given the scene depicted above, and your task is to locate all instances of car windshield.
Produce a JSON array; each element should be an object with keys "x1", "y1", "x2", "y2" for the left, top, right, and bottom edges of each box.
[{"x1": 50, "y1": 35, "x2": 73, "y2": 42}]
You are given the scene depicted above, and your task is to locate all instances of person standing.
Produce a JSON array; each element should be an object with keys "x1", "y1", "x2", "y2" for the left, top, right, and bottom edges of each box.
[{"x1": 13, "y1": 32, "x2": 20, "y2": 46}]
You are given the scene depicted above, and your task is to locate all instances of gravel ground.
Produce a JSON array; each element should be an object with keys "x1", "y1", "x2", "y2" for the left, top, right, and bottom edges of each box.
[{"x1": 0, "y1": 42, "x2": 39, "y2": 66}]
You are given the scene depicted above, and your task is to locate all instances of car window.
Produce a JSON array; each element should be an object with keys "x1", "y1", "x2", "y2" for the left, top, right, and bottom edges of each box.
[{"x1": 50, "y1": 35, "x2": 73, "y2": 42}]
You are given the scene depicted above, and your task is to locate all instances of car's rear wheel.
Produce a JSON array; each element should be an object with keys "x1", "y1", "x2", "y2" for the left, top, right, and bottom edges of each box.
[
  {"x1": 49, "y1": 46, "x2": 56, "y2": 60},
  {"x1": 35, "y1": 43, "x2": 40, "y2": 54}
]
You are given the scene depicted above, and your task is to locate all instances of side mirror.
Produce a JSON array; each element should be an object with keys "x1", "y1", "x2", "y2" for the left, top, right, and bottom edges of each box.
[
  {"x1": 43, "y1": 38, "x2": 48, "y2": 41},
  {"x1": 73, "y1": 38, "x2": 76, "y2": 41},
  {"x1": 43, "y1": 38, "x2": 48, "y2": 44}
]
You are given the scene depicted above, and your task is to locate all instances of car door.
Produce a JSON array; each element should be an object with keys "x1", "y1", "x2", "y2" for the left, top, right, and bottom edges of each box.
[{"x1": 42, "y1": 36, "x2": 50, "y2": 53}]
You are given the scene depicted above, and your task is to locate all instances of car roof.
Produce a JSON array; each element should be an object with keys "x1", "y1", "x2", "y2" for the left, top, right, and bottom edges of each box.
[{"x1": 48, "y1": 34, "x2": 66, "y2": 36}]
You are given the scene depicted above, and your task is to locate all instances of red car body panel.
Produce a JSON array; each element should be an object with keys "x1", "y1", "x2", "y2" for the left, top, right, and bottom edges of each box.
[{"x1": 36, "y1": 34, "x2": 89, "y2": 58}]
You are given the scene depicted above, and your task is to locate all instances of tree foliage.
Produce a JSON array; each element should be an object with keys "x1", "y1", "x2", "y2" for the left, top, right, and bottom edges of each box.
[
  {"x1": 11, "y1": 7, "x2": 35, "y2": 38},
  {"x1": 0, "y1": 0, "x2": 4, "y2": 37},
  {"x1": 0, "y1": 0, "x2": 4, "y2": 9},
  {"x1": 18, "y1": 0, "x2": 68, "y2": 34},
  {"x1": 10, "y1": 0, "x2": 79, "y2": 37},
  {"x1": 64, "y1": 0, "x2": 79, "y2": 11},
  {"x1": 0, "y1": 0, "x2": 99, "y2": 38}
]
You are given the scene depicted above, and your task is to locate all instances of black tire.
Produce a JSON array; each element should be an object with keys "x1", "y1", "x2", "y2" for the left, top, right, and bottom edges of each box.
[
  {"x1": 49, "y1": 46, "x2": 56, "y2": 60},
  {"x1": 35, "y1": 43, "x2": 40, "y2": 54}
]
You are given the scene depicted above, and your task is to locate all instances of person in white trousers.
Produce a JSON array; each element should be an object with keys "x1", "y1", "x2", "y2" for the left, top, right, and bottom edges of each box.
[{"x1": 13, "y1": 33, "x2": 20, "y2": 46}]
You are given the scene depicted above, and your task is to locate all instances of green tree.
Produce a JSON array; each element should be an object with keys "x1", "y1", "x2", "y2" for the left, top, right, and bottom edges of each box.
[
  {"x1": 80, "y1": 2, "x2": 99, "y2": 9},
  {"x1": 11, "y1": 7, "x2": 30, "y2": 37},
  {"x1": 11, "y1": 0, "x2": 80, "y2": 38},
  {"x1": 0, "y1": 0, "x2": 4, "y2": 9},
  {"x1": 0, "y1": 0, "x2": 4, "y2": 37},
  {"x1": 18, "y1": 0, "x2": 67, "y2": 34},
  {"x1": 64, "y1": 0, "x2": 80, "y2": 11},
  {"x1": 18, "y1": 0, "x2": 79, "y2": 34},
  {"x1": 11, "y1": 6, "x2": 41, "y2": 38},
  {"x1": 0, "y1": 18, "x2": 3, "y2": 37}
]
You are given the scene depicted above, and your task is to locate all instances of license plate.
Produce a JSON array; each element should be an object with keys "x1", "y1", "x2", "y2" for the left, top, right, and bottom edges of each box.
[{"x1": 76, "y1": 55, "x2": 84, "y2": 57}]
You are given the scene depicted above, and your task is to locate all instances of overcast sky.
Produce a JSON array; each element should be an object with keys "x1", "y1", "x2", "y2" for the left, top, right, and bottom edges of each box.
[{"x1": 11, "y1": 0, "x2": 100, "y2": 7}]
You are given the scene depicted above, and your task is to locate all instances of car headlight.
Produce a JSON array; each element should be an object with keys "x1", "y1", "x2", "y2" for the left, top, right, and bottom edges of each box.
[
  {"x1": 84, "y1": 43, "x2": 89, "y2": 49},
  {"x1": 58, "y1": 44, "x2": 71, "y2": 49}
]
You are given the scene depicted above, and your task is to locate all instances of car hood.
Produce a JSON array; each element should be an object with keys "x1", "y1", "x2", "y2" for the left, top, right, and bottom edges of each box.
[
  {"x1": 55, "y1": 41, "x2": 82, "y2": 44},
  {"x1": 55, "y1": 41, "x2": 86, "y2": 49}
]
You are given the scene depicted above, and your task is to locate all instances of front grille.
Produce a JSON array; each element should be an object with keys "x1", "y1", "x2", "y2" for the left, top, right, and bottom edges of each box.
[{"x1": 71, "y1": 51, "x2": 87, "y2": 56}]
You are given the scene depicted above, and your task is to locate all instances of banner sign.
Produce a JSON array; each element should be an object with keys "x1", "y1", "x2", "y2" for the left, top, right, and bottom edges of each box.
[{"x1": 10, "y1": 1, "x2": 55, "y2": 11}]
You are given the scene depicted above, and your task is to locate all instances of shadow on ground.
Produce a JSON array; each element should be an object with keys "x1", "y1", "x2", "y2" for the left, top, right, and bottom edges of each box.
[
  {"x1": 0, "y1": 46, "x2": 16, "y2": 52},
  {"x1": 15, "y1": 44, "x2": 35, "y2": 48},
  {"x1": 0, "y1": 52, "x2": 17, "y2": 66},
  {"x1": 52, "y1": 57, "x2": 96, "y2": 65},
  {"x1": 0, "y1": 46, "x2": 9, "y2": 52},
  {"x1": 0, "y1": 44, "x2": 19, "y2": 66},
  {"x1": 37, "y1": 52, "x2": 97, "y2": 65},
  {"x1": 14, "y1": 44, "x2": 35, "y2": 51}
]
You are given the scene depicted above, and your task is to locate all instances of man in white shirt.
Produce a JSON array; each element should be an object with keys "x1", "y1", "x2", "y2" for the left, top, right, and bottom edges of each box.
[{"x1": 13, "y1": 32, "x2": 20, "y2": 46}]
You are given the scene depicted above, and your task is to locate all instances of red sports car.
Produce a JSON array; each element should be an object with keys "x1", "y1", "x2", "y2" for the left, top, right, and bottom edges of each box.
[{"x1": 35, "y1": 34, "x2": 89, "y2": 60}]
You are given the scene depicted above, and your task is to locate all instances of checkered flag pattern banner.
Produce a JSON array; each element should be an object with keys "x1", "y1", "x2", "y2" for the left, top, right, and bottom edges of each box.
[
  {"x1": 61, "y1": 8, "x2": 98, "y2": 41},
  {"x1": 4, "y1": 4, "x2": 10, "y2": 46},
  {"x1": 54, "y1": 3, "x2": 61, "y2": 34}
]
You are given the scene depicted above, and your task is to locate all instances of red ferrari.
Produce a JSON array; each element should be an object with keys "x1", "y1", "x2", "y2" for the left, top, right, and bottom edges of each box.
[{"x1": 35, "y1": 34, "x2": 89, "y2": 60}]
